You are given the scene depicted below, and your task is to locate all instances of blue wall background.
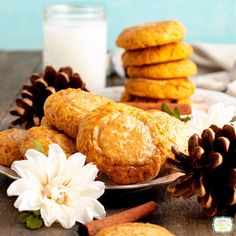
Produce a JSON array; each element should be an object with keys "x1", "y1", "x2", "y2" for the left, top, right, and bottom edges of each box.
[{"x1": 0, "y1": 0, "x2": 235, "y2": 50}]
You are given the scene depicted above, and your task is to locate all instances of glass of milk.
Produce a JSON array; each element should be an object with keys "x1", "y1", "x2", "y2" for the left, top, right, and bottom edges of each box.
[{"x1": 43, "y1": 4, "x2": 107, "y2": 92}]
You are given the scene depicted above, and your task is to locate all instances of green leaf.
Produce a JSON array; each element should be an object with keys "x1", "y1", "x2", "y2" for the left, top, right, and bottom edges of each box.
[
  {"x1": 34, "y1": 140, "x2": 46, "y2": 155},
  {"x1": 33, "y1": 210, "x2": 41, "y2": 216},
  {"x1": 160, "y1": 103, "x2": 191, "y2": 122},
  {"x1": 161, "y1": 103, "x2": 172, "y2": 115},
  {"x1": 173, "y1": 107, "x2": 181, "y2": 118},
  {"x1": 25, "y1": 215, "x2": 43, "y2": 230},
  {"x1": 18, "y1": 212, "x2": 31, "y2": 224},
  {"x1": 181, "y1": 116, "x2": 191, "y2": 122}
]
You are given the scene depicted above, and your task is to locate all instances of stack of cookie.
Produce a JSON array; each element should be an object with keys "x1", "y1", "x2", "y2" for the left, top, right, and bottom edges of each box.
[{"x1": 116, "y1": 20, "x2": 197, "y2": 114}]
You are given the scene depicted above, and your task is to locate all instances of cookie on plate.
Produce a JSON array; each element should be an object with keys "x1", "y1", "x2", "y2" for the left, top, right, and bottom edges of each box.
[
  {"x1": 95, "y1": 223, "x2": 175, "y2": 236},
  {"x1": 148, "y1": 110, "x2": 192, "y2": 157},
  {"x1": 116, "y1": 20, "x2": 186, "y2": 49},
  {"x1": 0, "y1": 129, "x2": 25, "y2": 167},
  {"x1": 125, "y1": 78, "x2": 195, "y2": 99},
  {"x1": 122, "y1": 42, "x2": 193, "y2": 66},
  {"x1": 76, "y1": 102, "x2": 169, "y2": 184},
  {"x1": 44, "y1": 88, "x2": 112, "y2": 138},
  {"x1": 126, "y1": 59, "x2": 197, "y2": 79},
  {"x1": 40, "y1": 116, "x2": 54, "y2": 129},
  {"x1": 20, "y1": 126, "x2": 77, "y2": 157}
]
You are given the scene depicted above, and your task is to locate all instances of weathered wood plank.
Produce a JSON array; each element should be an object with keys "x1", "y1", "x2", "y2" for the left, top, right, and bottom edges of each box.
[{"x1": 0, "y1": 51, "x2": 41, "y2": 129}]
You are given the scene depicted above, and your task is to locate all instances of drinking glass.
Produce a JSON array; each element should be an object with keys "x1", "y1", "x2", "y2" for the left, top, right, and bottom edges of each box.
[{"x1": 43, "y1": 4, "x2": 107, "y2": 92}]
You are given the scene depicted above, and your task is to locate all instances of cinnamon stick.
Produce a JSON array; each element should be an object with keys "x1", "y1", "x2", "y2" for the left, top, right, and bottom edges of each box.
[
  {"x1": 78, "y1": 201, "x2": 158, "y2": 236},
  {"x1": 124, "y1": 102, "x2": 192, "y2": 115}
]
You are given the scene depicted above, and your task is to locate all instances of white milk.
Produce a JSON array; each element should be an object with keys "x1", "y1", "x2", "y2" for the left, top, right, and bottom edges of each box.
[{"x1": 43, "y1": 5, "x2": 107, "y2": 92}]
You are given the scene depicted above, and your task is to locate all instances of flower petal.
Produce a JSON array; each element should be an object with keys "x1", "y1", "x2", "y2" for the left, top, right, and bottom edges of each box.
[
  {"x1": 48, "y1": 144, "x2": 67, "y2": 162},
  {"x1": 187, "y1": 103, "x2": 236, "y2": 134},
  {"x1": 79, "y1": 181, "x2": 105, "y2": 198},
  {"x1": 56, "y1": 205, "x2": 76, "y2": 229},
  {"x1": 67, "y1": 163, "x2": 99, "y2": 189},
  {"x1": 25, "y1": 149, "x2": 48, "y2": 162},
  {"x1": 14, "y1": 191, "x2": 42, "y2": 211},
  {"x1": 7, "y1": 178, "x2": 42, "y2": 196},
  {"x1": 57, "y1": 153, "x2": 86, "y2": 184},
  {"x1": 74, "y1": 197, "x2": 106, "y2": 223},
  {"x1": 40, "y1": 199, "x2": 61, "y2": 227},
  {"x1": 47, "y1": 144, "x2": 67, "y2": 180},
  {"x1": 11, "y1": 159, "x2": 49, "y2": 186}
]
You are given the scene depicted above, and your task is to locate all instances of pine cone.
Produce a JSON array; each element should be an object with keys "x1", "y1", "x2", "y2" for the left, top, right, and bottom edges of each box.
[
  {"x1": 167, "y1": 124, "x2": 236, "y2": 217},
  {"x1": 9, "y1": 66, "x2": 88, "y2": 129}
]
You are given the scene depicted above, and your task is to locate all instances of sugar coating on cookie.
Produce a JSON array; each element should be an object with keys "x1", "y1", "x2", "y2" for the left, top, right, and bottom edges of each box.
[
  {"x1": 44, "y1": 88, "x2": 112, "y2": 139},
  {"x1": 148, "y1": 110, "x2": 192, "y2": 157},
  {"x1": 40, "y1": 116, "x2": 55, "y2": 129},
  {"x1": 126, "y1": 59, "x2": 197, "y2": 79},
  {"x1": 20, "y1": 126, "x2": 77, "y2": 157},
  {"x1": 95, "y1": 222, "x2": 175, "y2": 236},
  {"x1": 76, "y1": 102, "x2": 170, "y2": 184},
  {"x1": 125, "y1": 78, "x2": 195, "y2": 99},
  {"x1": 116, "y1": 20, "x2": 186, "y2": 49},
  {"x1": 122, "y1": 42, "x2": 193, "y2": 66},
  {"x1": 0, "y1": 129, "x2": 25, "y2": 167}
]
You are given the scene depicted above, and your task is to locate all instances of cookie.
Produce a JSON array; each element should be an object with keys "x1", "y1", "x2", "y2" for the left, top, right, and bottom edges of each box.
[
  {"x1": 127, "y1": 59, "x2": 197, "y2": 79},
  {"x1": 76, "y1": 102, "x2": 170, "y2": 184},
  {"x1": 0, "y1": 129, "x2": 25, "y2": 167},
  {"x1": 95, "y1": 223, "x2": 175, "y2": 236},
  {"x1": 148, "y1": 110, "x2": 192, "y2": 157},
  {"x1": 121, "y1": 92, "x2": 191, "y2": 104},
  {"x1": 122, "y1": 42, "x2": 193, "y2": 66},
  {"x1": 20, "y1": 126, "x2": 77, "y2": 157},
  {"x1": 44, "y1": 88, "x2": 112, "y2": 138},
  {"x1": 40, "y1": 116, "x2": 54, "y2": 129},
  {"x1": 125, "y1": 78, "x2": 195, "y2": 99},
  {"x1": 116, "y1": 20, "x2": 186, "y2": 49}
]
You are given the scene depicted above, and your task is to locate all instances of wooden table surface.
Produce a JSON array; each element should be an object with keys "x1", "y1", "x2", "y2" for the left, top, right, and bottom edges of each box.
[{"x1": 0, "y1": 51, "x2": 235, "y2": 236}]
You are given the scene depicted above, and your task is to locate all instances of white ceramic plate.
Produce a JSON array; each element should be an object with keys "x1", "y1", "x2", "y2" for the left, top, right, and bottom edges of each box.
[
  {"x1": 1, "y1": 87, "x2": 236, "y2": 190},
  {"x1": 100, "y1": 86, "x2": 236, "y2": 112},
  {"x1": 0, "y1": 164, "x2": 183, "y2": 190},
  {"x1": 100, "y1": 171, "x2": 184, "y2": 190}
]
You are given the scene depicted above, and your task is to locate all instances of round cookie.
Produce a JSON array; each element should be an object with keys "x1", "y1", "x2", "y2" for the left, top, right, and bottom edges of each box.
[
  {"x1": 148, "y1": 110, "x2": 192, "y2": 157},
  {"x1": 122, "y1": 42, "x2": 193, "y2": 66},
  {"x1": 44, "y1": 88, "x2": 112, "y2": 139},
  {"x1": 121, "y1": 92, "x2": 191, "y2": 104},
  {"x1": 0, "y1": 129, "x2": 25, "y2": 167},
  {"x1": 40, "y1": 116, "x2": 55, "y2": 129},
  {"x1": 125, "y1": 78, "x2": 195, "y2": 99},
  {"x1": 20, "y1": 126, "x2": 77, "y2": 157},
  {"x1": 116, "y1": 20, "x2": 186, "y2": 49},
  {"x1": 76, "y1": 102, "x2": 170, "y2": 185},
  {"x1": 95, "y1": 223, "x2": 175, "y2": 236},
  {"x1": 126, "y1": 59, "x2": 197, "y2": 79}
]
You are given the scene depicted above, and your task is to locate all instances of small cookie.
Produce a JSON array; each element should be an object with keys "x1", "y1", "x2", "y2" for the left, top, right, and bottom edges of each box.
[
  {"x1": 95, "y1": 223, "x2": 175, "y2": 236},
  {"x1": 44, "y1": 88, "x2": 112, "y2": 138},
  {"x1": 0, "y1": 129, "x2": 25, "y2": 167},
  {"x1": 116, "y1": 20, "x2": 186, "y2": 49},
  {"x1": 121, "y1": 92, "x2": 191, "y2": 104},
  {"x1": 125, "y1": 78, "x2": 195, "y2": 99},
  {"x1": 122, "y1": 42, "x2": 193, "y2": 66},
  {"x1": 40, "y1": 116, "x2": 54, "y2": 129},
  {"x1": 20, "y1": 126, "x2": 77, "y2": 157},
  {"x1": 76, "y1": 102, "x2": 169, "y2": 184},
  {"x1": 127, "y1": 59, "x2": 197, "y2": 79},
  {"x1": 149, "y1": 110, "x2": 192, "y2": 157}
]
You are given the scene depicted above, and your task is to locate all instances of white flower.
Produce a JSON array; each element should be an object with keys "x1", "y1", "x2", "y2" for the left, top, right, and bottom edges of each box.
[
  {"x1": 187, "y1": 103, "x2": 236, "y2": 134},
  {"x1": 7, "y1": 144, "x2": 106, "y2": 229}
]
